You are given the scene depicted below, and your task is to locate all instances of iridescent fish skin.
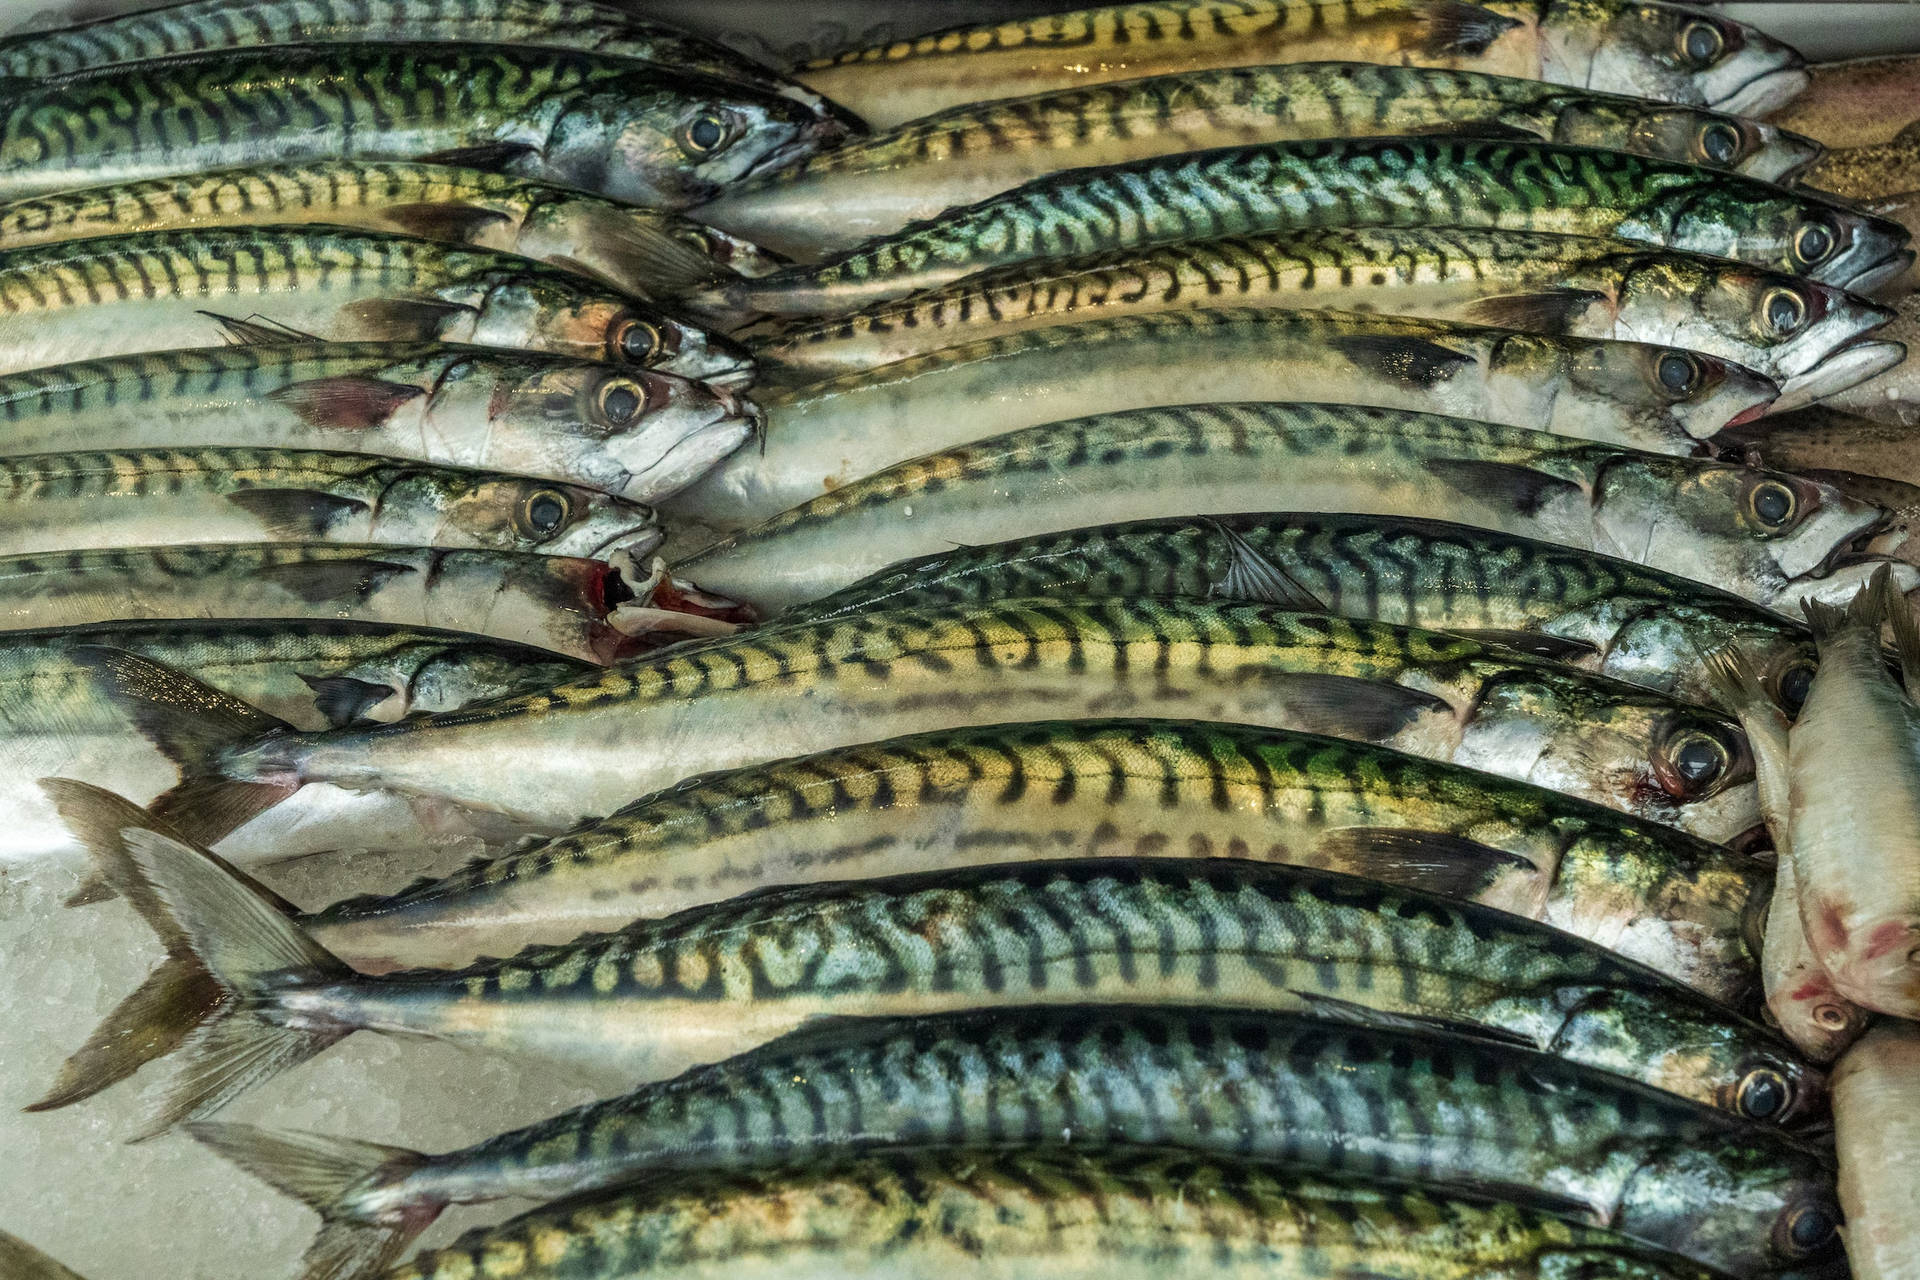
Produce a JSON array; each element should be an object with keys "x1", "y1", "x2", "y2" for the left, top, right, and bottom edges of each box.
[{"x1": 792, "y1": 0, "x2": 1810, "y2": 128}]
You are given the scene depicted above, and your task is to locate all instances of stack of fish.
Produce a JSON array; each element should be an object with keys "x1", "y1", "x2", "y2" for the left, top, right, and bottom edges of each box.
[{"x1": 2, "y1": 2, "x2": 1919, "y2": 1280}]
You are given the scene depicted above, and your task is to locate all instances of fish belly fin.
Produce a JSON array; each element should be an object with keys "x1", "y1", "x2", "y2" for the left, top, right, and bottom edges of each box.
[
  {"x1": 266, "y1": 375, "x2": 427, "y2": 431},
  {"x1": 226, "y1": 489, "x2": 372, "y2": 540},
  {"x1": 377, "y1": 201, "x2": 516, "y2": 245},
  {"x1": 31, "y1": 783, "x2": 354, "y2": 1137},
  {"x1": 0, "y1": 1232, "x2": 89, "y2": 1280},
  {"x1": 1460, "y1": 289, "x2": 1610, "y2": 335},
  {"x1": 187, "y1": 1122, "x2": 435, "y2": 1280},
  {"x1": 67, "y1": 647, "x2": 299, "y2": 845},
  {"x1": 1254, "y1": 671, "x2": 1451, "y2": 741},
  {"x1": 1204, "y1": 519, "x2": 1326, "y2": 610},
  {"x1": 1327, "y1": 332, "x2": 1476, "y2": 389},
  {"x1": 336, "y1": 298, "x2": 477, "y2": 343},
  {"x1": 1451, "y1": 628, "x2": 1600, "y2": 664},
  {"x1": 1412, "y1": 0, "x2": 1524, "y2": 56},
  {"x1": 1423, "y1": 457, "x2": 1584, "y2": 518},
  {"x1": 1803, "y1": 561, "x2": 1892, "y2": 653},
  {"x1": 1312, "y1": 826, "x2": 1542, "y2": 901}
]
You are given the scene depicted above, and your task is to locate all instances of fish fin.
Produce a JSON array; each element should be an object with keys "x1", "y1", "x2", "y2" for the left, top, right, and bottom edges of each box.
[
  {"x1": 0, "y1": 1232, "x2": 88, "y2": 1280},
  {"x1": 187, "y1": 1122, "x2": 435, "y2": 1280},
  {"x1": 1703, "y1": 644, "x2": 1778, "y2": 725},
  {"x1": 226, "y1": 489, "x2": 371, "y2": 540},
  {"x1": 1204, "y1": 519, "x2": 1325, "y2": 609},
  {"x1": 1880, "y1": 565, "x2": 1920, "y2": 699},
  {"x1": 377, "y1": 201, "x2": 515, "y2": 245},
  {"x1": 1312, "y1": 827, "x2": 1541, "y2": 900},
  {"x1": 336, "y1": 298, "x2": 476, "y2": 342},
  {"x1": 1327, "y1": 333, "x2": 1475, "y2": 389},
  {"x1": 1424, "y1": 457, "x2": 1582, "y2": 518},
  {"x1": 557, "y1": 208, "x2": 742, "y2": 299},
  {"x1": 267, "y1": 376, "x2": 427, "y2": 431},
  {"x1": 1803, "y1": 562, "x2": 1891, "y2": 654},
  {"x1": 299, "y1": 674, "x2": 399, "y2": 729},
  {"x1": 257, "y1": 557, "x2": 416, "y2": 604},
  {"x1": 416, "y1": 142, "x2": 539, "y2": 172},
  {"x1": 1460, "y1": 290, "x2": 1609, "y2": 335},
  {"x1": 678, "y1": 276, "x2": 760, "y2": 332},
  {"x1": 24, "y1": 953, "x2": 221, "y2": 1113},
  {"x1": 1280, "y1": 989, "x2": 1537, "y2": 1049},
  {"x1": 1254, "y1": 672, "x2": 1450, "y2": 740},
  {"x1": 201, "y1": 312, "x2": 324, "y2": 346},
  {"x1": 68, "y1": 648, "x2": 297, "y2": 845},
  {"x1": 1412, "y1": 0, "x2": 1523, "y2": 56},
  {"x1": 1451, "y1": 628, "x2": 1599, "y2": 663}
]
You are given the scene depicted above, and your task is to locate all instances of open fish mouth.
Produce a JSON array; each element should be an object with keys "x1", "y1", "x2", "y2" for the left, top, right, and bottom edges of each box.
[{"x1": 1770, "y1": 340, "x2": 1909, "y2": 414}]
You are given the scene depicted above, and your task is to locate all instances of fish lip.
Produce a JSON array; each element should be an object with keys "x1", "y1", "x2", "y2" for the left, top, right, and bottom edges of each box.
[
  {"x1": 585, "y1": 522, "x2": 666, "y2": 562},
  {"x1": 1768, "y1": 340, "x2": 1908, "y2": 413},
  {"x1": 1842, "y1": 247, "x2": 1917, "y2": 296},
  {"x1": 1712, "y1": 65, "x2": 1811, "y2": 118},
  {"x1": 1722, "y1": 397, "x2": 1777, "y2": 430}
]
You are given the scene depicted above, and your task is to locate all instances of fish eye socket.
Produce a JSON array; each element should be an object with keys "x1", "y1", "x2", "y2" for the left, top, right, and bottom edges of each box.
[
  {"x1": 612, "y1": 318, "x2": 664, "y2": 366},
  {"x1": 1794, "y1": 219, "x2": 1836, "y2": 267},
  {"x1": 596, "y1": 377, "x2": 648, "y2": 426},
  {"x1": 1664, "y1": 729, "x2": 1730, "y2": 794},
  {"x1": 518, "y1": 488, "x2": 572, "y2": 538},
  {"x1": 1736, "y1": 1067, "x2": 1791, "y2": 1120},
  {"x1": 1771, "y1": 656, "x2": 1816, "y2": 717},
  {"x1": 1761, "y1": 287, "x2": 1807, "y2": 338},
  {"x1": 1655, "y1": 350, "x2": 1701, "y2": 396},
  {"x1": 1778, "y1": 1203, "x2": 1839, "y2": 1258},
  {"x1": 1679, "y1": 19, "x2": 1725, "y2": 66},
  {"x1": 680, "y1": 109, "x2": 735, "y2": 157},
  {"x1": 1746, "y1": 479, "x2": 1798, "y2": 530},
  {"x1": 1696, "y1": 120, "x2": 1741, "y2": 165}
]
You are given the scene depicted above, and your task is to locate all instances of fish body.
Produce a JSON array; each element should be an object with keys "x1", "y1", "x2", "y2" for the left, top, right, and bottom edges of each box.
[
  {"x1": 747, "y1": 228, "x2": 1894, "y2": 411},
  {"x1": 793, "y1": 0, "x2": 1810, "y2": 127},
  {"x1": 0, "y1": 343, "x2": 755, "y2": 503},
  {"x1": 0, "y1": 42, "x2": 841, "y2": 206},
  {"x1": 1832, "y1": 1020, "x2": 1920, "y2": 1280},
  {"x1": 670, "y1": 403, "x2": 1880, "y2": 614},
  {"x1": 0, "y1": 447, "x2": 660, "y2": 559},
  {"x1": 700, "y1": 63, "x2": 1823, "y2": 256},
  {"x1": 709, "y1": 136, "x2": 1910, "y2": 317},
  {"x1": 0, "y1": 161, "x2": 789, "y2": 299},
  {"x1": 667, "y1": 310, "x2": 1779, "y2": 534},
  {"x1": 0, "y1": 226, "x2": 749, "y2": 385}
]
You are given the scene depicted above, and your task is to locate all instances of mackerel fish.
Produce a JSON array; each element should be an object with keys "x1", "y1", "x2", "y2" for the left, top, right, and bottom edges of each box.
[
  {"x1": 0, "y1": 42, "x2": 843, "y2": 206},
  {"x1": 0, "y1": 226, "x2": 749, "y2": 386},
  {"x1": 188, "y1": 1005, "x2": 1842, "y2": 1280},
  {"x1": 660, "y1": 308, "x2": 1782, "y2": 533},
  {"x1": 286, "y1": 716, "x2": 1771, "y2": 994},
  {"x1": 699, "y1": 63, "x2": 1824, "y2": 257},
  {"x1": 702, "y1": 136, "x2": 1913, "y2": 317},
  {"x1": 792, "y1": 0, "x2": 1811, "y2": 127},
  {"x1": 44, "y1": 791, "x2": 1806, "y2": 1135},
  {"x1": 1833, "y1": 1021, "x2": 1920, "y2": 1280},
  {"x1": 0, "y1": 543, "x2": 646, "y2": 664},
  {"x1": 784, "y1": 511, "x2": 1821, "y2": 715},
  {"x1": 746, "y1": 227, "x2": 1897, "y2": 411},
  {"x1": 668, "y1": 402, "x2": 1886, "y2": 613},
  {"x1": 0, "y1": 343, "x2": 757, "y2": 504},
  {"x1": 0, "y1": 161, "x2": 789, "y2": 300},
  {"x1": 101, "y1": 596, "x2": 1766, "y2": 853},
  {"x1": 0, "y1": 447, "x2": 661, "y2": 560},
  {"x1": 0, "y1": 0, "x2": 837, "y2": 116}
]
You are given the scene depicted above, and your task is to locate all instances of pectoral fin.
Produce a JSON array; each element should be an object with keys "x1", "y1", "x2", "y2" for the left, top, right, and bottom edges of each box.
[{"x1": 226, "y1": 489, "x2": 372, "y2": 539}]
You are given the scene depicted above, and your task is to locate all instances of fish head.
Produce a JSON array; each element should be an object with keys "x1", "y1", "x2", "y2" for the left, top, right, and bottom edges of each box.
[
  {"x1": 1663, "y1": 190, "x2": 1915, "y2": 291},
  {"x1": 548, "y1": 72, "x2": 845, "y2": 208},
  {"x1": 1617, "y1": 1139, "x2": 1841, "y2": 1279},
  {"x1": 1571, "y1": 3, "x2": 1808, "y2": 116},
  {"x1": 471, "y1": 281, "x2": 752, "y2": 387},
  {"x1": 1582, "y1": 343, "x2": 1777, "y2": 447},
  {"x1": 1600, "y1": 103, "x2": 1823, "y2": 182},
  {"x1": 395, "y1": 646, "x2": 588, "y2": 722},
  {"x1": 440, "y1": 475, "x2": 662, "y2": 561},
  {"x1": 1607, "y1": 605, "x2": 1817, "y2": 718}
]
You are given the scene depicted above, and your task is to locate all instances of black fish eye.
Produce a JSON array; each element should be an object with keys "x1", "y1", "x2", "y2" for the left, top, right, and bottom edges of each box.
[
  {"x1": 1697, "y1": 120, "x2": 1740, "y2": 165},
  {"x1": 519, "y1": 489, "x2": 571, "y2": 537},
  {"x1": 1748, "y1": 479, "x2": 1797, "y2": 529},
  {"x1": 1794, "y1": 219, "x2": 1836, "y2": 267},
  {"x1": 1679, "y1": 19, "x2": 1725, "y2": 65},
  {"x1": 1773, "y1": 657, "x2": 1816, "y2": 717},
  {"x1": 1782, "y1": 1203, "x2": 1839, "y2": 1256},
  {"x1": 681, "y1": 110, "x2": 732, "y2": 156},
  {"x1": 1762, "y1": 287, "x2": 1807, "y2": 338},
  {"x1": 1663, "y1": 729, "x2": 1729, "y2": 795},
  {"x1": 597, "y1": 378, "x2": 647, "y2": 426},
  {"x1": 612, "y1": 318, "x2": 663, "y2": 366},
  {"x1": 1656, "y1": 350, "x2": 1700, "y2": 395},
  {"x1": 1736, "y1": 1067, "x2": 1791, "y2": 1120}
]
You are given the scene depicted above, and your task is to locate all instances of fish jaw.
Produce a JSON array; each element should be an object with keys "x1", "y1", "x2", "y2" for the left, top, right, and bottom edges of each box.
[
  {"x1": 1786, "y1": 558, "x2": 1920, "y2": 610},
  {"x1": 1715, "y1": 64, "x2": 1812, "y2": 118},
  {"x1": 1770, "y1": 340, "x2": 1907, "y2": 414},
  {"x1": 607, "y1": 383, "x2": 760, "y2": 503},
  {"x1": 1835, "y1": 240, "x2": 1916, "y2": 298},
  {"x1": 1740, "y1": 125, "x2": 1825, "y2": 185}
]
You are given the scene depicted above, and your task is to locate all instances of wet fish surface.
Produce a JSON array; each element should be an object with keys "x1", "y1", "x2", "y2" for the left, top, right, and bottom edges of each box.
[{"x1": 1832, "y1": 1020, "x2": 1920, "y2": 1280}]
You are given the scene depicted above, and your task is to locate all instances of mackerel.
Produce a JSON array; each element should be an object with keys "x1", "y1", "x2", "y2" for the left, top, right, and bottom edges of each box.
[
  {"x1": 0, "y1": 161, "x2": 788, "y2": 299},
  {"x1": 669, "y1": 403, "x2": 1883, "y2": 613},
  {"x1": 190, "y1": 1005, "x2": 1841, "y2": 1280},
  {"x1": 46, "y1": 793, "x2": 1810, "y2": 1134},
  {"x1": 107, "y1": 596, "x2": 1765, "y2": 854},
  {"x1": 0, "y1": 42, "x2": 842, "y2": 206},
  {"x1": 0, "y1": 447, "x2": 661, "y2": 559},
  {"x1": 0, "y1": 343, "x2": 756, "y2": 503},
  {"x1": 701, "y1": 63, "x2": 1823, "y2": 256},
  {"x1": 747, "y1": 228, "x2": 1896, "y2": 411},
  {"x1": 793, "y1": 0, "x2": 1811, "y2": 127},
  {"x1": 703, "y1": 136, "x2": 1913, "y2": 317},
  {"x1": 661, "y1": 309, "x2": 1781, "y2": 533},
  {"x1": 292, "y1": 717, "x2": 1769, "y2": 991},
  {"x1": 1723, "y1": 404, "x2": 1920, "y2": 490},
  {"x1": 0, "y1": 226, "x2": 749, "y2": 386}
]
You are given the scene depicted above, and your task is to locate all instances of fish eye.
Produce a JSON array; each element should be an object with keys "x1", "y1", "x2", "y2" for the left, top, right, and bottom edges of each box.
[
  {"x1": 1660, "y1": 728, "x2": 1731, "y2": 796},
  {"x1": 1775, "y1": 1201, "x2": 1839, "y2": 1259},
  {"x1": 1655, "y1": 350, "x2": 1701, "y2": 396},
  {"x1": 517, "y1": 488, "x2": 572, "y2": 539},
  {"x1": 1746, "y1": 479, "x2": 1798, "y2": 530},
  {"x1": 1735, "y1": 1067, "x2": 1792, "y2": 1121},
  {"x1": 1794, "y1": 219, "x2": 1836, "y2": 267},
  {"x1": 1695, "y1": 120, "x2": 1741, "y2": 165},
  {"x1": 1678, "y1": 19, "x2": 1725, "y2": 66},
  {"x1": 595, "y1": 377, "x2": 649, "y2": 427},
  {"x1": 1761, "y1": 287, "x2": 1807, "y2": 338},
  {"x1": 611, "y1": 317, "x2": 664, "y2": 366},
  {"x1": 679, "y1": 109, "x2": 736, "y2": 157},
  {"x1": 1769, "y1": 655, "x2": 1817, "y2": 717}
]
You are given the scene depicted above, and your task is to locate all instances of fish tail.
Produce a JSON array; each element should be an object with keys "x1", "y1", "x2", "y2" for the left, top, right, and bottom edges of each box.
[
  {"x1": 0, "y1": 1230, "x2": 89, "y2": 1280},
  {"x1": 72, "y1": 645, "x2": 300, "y2": 845},
  {"x1": 679, "y1": 274, "x2": 763, "y2": 332},
  {"x1": 1803, "y1": 563, "x2": 1893, "y2": 655},
  {"x1": 29, "y1": 781, "x2": 353, "y2": 1138},
  {"x1": 1703, "y1": 643, "x2": 1778, "y2": 726},
  {"x1": 1881, "y1": 565, "x2": 1920, "y2": 700},
  {"x1": 187, "y1": 1123, "x2": 434, "y2": 1280}
]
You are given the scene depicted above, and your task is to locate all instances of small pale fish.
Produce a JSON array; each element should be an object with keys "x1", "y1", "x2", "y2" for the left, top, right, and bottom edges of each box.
[
  {"x1": 1791, "y1": 567, "x2": 1920, "y2": 1018},
  {"x1": 43, "y1": 788, "x2": 1810, "y2": 1136},
  {"x1": 661, "y1": 309, "x2": 1781, "y2": 535},
  {"x1": 698, "y1": 63, "x2": 1823, "y2": 257},
  {"x1": 0, "y1": 161, "x2": 788, "y2": 300},
  {"x1": 777, "y1": 511, "x2": 1821, "y2": 716},
  {"x1": 1770, "y1": 53, "x2": 1920, "y2": 150},
  {"x1": 0, "y1": 448, "x2": 660, "y2": 559},
  {"x1": 0, "y1": 226, "x2": 750, "y2": 386},
  {"x1": 700, "y1": 136, "x2": 1912, "y2": 319},
  {"x1": 285, "y1": 716, "x2": 1770, "y2": 992},
  {"x1": 97, "y1": 597, "x2": 1766, "y2": 868},
  {"x1": 670, "y1": 403, "x2": 1883, "y2": 614},
  {"x1": 0, "y1": 42, "x2": 843, "y2": 206},
  {"x1": 0, "y1": 343, "x2": 757, "y2": 504},
  {"x1": 0, "y1": 0, "x2": 838, "y2": 116},
  {"x1": 792, "y1": 0, "x2": 1810, "y2": 128},
  {"x1": 1832, "y1": 1020, "x2": 1920, "y2": 1280},
  {"x1": 190, "y1": 1005, "x2": 1841, "y2": 1280},
  {"x1": 747, "y1": 228, "x2": 1893, "y2": 409},
  {"x1": 0, "y1": 543, "x2": 646, "y2": 665}
]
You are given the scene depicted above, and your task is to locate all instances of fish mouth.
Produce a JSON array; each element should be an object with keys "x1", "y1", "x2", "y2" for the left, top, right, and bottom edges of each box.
[
  {"x1": 1788, "y1": 553, "x2": 1920, "y2": 609},
  {"x1": 1769, "y1": 340, "x2": 1908, "y2": 413},
  {"x1": 1721, "y1": 397, "x2": 1776, "y2": 430},
  {"x1": 1841, "y1": 246, "x2": 1917, "y2": 296},
  {"x1": 585, "y1": 522, "x2": 666, "y2": 562},
  {"x1": 1749, "y1": 129, "x2": 1826, "y2": 185},
  {"x1": 744, "y1": 116, "x2": 849, "y2": 184},
  {"x1": 1712, "y1": 64, "x2": 1811, "y2": 119}
]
